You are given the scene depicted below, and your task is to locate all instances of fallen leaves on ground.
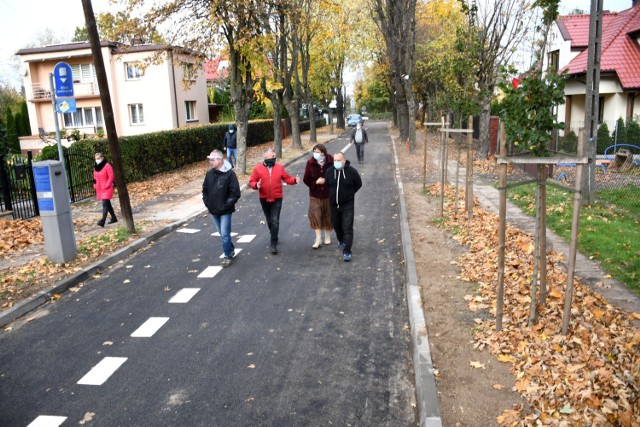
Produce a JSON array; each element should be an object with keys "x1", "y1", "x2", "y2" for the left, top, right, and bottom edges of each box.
[
  {"x1": 430, "y1": 183, "x2": 640, "y2": 426},
  {"x1": 0, "y1": 218, "x2": 44, "y2": 257}
]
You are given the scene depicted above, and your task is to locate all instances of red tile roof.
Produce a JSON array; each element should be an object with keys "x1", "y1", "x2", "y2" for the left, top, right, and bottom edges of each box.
[
  {"x1": 205, "y1": 57, "x2": 229, "y2": 81},
  {"x1": 559, "y1": 3, "x2": 640, "y2": 89}
]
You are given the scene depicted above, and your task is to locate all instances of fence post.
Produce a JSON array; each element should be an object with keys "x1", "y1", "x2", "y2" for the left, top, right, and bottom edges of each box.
[
  {"x1": 0, "y1": 155, "x2": 13, "y2": 212},
  {"x1": 64, "y1": 149, "x2": 76, "y2": 202},
  {"x1": 27, "y1": 151, "x2": 39, "y2": 217}
]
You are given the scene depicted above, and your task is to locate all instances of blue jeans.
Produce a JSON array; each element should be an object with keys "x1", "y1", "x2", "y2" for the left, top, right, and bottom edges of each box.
[
  {"x1": 211, "y1": 213, "x2": 235, "y2": 258},
  {"x1": 227, "y1": 148, "x2": 237, "y2": 168}
]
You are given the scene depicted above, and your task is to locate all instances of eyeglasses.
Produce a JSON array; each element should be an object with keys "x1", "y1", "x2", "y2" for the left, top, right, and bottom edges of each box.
[{"x1": 209, "y1": 157, "x2": 223, "y2": 161}]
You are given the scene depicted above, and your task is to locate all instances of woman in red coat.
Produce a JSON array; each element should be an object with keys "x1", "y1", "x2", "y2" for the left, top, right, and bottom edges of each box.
[
  {"x1": 93, "y1": 152, "x2": 117, "y2": 227},
  {"x1": 303, "y1": 144, "x2": 334, "y2": 248}
]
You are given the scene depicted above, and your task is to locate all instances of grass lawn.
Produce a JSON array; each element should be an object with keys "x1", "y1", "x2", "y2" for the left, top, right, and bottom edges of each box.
[{"x1": 508, "y1": 183, "x2": 640, "y2": 293}]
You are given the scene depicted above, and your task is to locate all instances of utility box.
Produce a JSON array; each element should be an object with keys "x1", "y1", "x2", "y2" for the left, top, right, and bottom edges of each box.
[{"x1": 33, "y1": 160, "x2": 76, "y2": 263}]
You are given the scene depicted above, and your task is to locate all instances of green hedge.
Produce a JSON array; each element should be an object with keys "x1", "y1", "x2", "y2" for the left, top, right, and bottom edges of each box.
[{"x1": 68, "y1": 118, "x2": 325, "y2": 183}]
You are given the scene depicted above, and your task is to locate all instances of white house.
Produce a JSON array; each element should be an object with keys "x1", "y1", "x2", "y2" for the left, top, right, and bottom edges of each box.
[
  {"x1": 543, "y1": 1, "x2": 640, "y2": 134},
  {"x1": 16, "y1": 41, "x2": 209, "y2": 152}
]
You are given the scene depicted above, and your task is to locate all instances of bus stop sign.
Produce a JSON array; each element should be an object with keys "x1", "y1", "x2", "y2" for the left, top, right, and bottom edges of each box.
[{"x1": 53, "y1": 62, "x2": 74, "y2": 98}]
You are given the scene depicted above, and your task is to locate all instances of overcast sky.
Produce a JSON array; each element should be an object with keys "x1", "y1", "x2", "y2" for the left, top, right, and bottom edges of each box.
[{"x1": 0, "y1": 0, "x2": 636, "y2": 90}]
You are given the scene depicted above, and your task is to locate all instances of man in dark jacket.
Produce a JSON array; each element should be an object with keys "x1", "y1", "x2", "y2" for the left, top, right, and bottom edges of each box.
[
  {"x1": 203, "y1": 149, "x2": 241, "y2": 266},
  {"x1": 350, "y1": 122, "x2": 369, "y2": 164},
  {"x1": 223, "y1": 124, "x2": 237, "y2": 168},
  {"x1": 325, "y1": 151, "x2": 362, "y2": 262}
]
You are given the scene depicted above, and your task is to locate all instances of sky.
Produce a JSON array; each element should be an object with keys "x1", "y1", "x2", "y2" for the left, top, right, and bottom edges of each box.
[{"x1": 0, "y1": 0, "x2": 636, "y2": 91}]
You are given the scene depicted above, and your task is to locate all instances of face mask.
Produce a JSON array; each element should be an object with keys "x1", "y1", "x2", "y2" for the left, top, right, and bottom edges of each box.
[
  {"x1": 313, "y1": 152, "x2": 323, "y2": 161},
  {"x1": 356, "y1": 124, "x2": 362, "y2": 129},
  {"x1": 95, "y1": 159, "x2": 103, "y2": 165},
  {"x1": 229, "y1": 130, "x2": 234, "y2": 134},
  {"x1": 264, "y1": 158, "x2": 276, "y2": 167},
  {"x1": 334, "y1": 161, "x2": 343, "y2": 170}
]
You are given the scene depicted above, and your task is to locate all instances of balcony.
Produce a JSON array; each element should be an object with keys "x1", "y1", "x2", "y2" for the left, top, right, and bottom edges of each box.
[{"x1": 29, "y1": 81, "x2": 100, "y2": 101}]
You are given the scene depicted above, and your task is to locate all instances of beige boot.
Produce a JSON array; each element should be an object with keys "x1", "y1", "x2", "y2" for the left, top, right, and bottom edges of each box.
[
  {"x1": 312, "y1": 230, "x2": 322, "y2": 249},
  {"x1": 323, "y1": 230, "x2": 332, "y2": 245}
]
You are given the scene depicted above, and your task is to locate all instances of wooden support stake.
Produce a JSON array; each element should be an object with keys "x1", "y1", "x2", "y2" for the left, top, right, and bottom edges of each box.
[
  {"x1": 539, "y1": 166, "x2": 548, "y2": 305},
  {"x1": 439, "y1": 116, "x2": 446, "y2": 217},
  {"x1": 496, "y1": 123, "x2": 507, "y2": 331},
  {"x1": 465, "y1": 115, "x2": 474, "y2": 219}
]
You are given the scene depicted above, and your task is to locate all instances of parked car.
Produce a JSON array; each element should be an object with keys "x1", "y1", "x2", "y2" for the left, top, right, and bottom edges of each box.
[{"x1": 347, "y1": 114, "x2": 364, "y2": 127}]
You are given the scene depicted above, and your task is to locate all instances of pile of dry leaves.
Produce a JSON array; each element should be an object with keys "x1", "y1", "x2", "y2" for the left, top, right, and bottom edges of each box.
[
  {"x1": 430, "y1": 184, "x2": 640, "y2": 425},
  {"x1": 0, "y1": 218, "x2": 44, "y2": 257}
]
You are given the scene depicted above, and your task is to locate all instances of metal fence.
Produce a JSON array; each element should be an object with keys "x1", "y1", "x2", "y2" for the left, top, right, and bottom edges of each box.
[{"x1": 0, "y1": 145, "x2": 96, "y2": 220}]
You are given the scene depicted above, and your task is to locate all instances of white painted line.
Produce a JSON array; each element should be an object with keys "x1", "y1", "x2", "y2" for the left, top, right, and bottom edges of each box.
[
  {"x1": 211, "y1": 232, "x2": 239, "y2": 237},
  {"x1": 27, "y1": 416, "x2": 68, "y2": 427},
  {"x1": 219, "y1": 248, "x2": 243, "y2": 258},
  {"x1": 237, "y1": 234, "x2": 256, "y2": 243},
  {"x1": 198, "y1": 266, "x2": 223, "y2": 278},
  {"x1": 177, "y1": 228, "x2": 200, "y2": 234},
  {"x1": 131, "y1": 317, "x2": 169, "y2": 337},
  {"x1": 169, "y1": 288, "x2": 200, "y2": 303},
  {"x1": 77, "y1": 357, "x2": 127, "y2": 385}
]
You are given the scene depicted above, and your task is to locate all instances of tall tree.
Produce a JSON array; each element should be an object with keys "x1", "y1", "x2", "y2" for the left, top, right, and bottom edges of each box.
[
  {"x1": 72, "y1": 26, "x2": 89, "y2": 42},
  {"x1": 20, "y1": 100, "x2": 31, "y2": 137},
  {"x1": 117, "y1": 0, "x2": 271, "y2": 174},
  {"x1": 465, "y1": 0, "x2": 534, "y2": 159},
  {"x1": 371, "y1": 0, "x2": 418, "y2": 149},
  {"x1": 96, "y1": 12, "x2": 164, "y2": 45},
  {"x1": 5, "y1": 108, "x2": 19, "y2": 153}
]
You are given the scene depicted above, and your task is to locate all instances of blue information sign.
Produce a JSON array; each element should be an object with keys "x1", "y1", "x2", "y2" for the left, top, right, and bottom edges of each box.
[
  {"x1": 53, "y1": 62, "x2": 74, "y2": 98},
  {"x1": 33, "y1": 165, "x2": 54, "y2": 212},
  {"x1": 57, "y1": 98, "x2": 76, "y2": 114}
]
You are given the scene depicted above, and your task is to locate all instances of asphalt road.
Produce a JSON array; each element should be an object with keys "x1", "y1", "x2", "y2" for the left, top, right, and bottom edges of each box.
[{"x1": 0, "y1": 122, "x2": 417, "y2": 426}]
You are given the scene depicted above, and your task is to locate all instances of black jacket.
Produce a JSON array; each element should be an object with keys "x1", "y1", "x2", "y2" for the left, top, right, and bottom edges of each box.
[
  {"x1": 202, "y1": 161, "x2": 241, "y2": 215},
  {"x1": 223, "y1": 131, "x2": 237, "y2": 149},
  {"x1": 350, "y1": 127, "x2": 368, "y2": 144},
  {"x1": 325, "y1": 160, "x2": 362, "y2": 207}
]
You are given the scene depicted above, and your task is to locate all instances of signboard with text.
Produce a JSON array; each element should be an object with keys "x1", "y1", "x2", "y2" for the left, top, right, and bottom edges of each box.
[{"x1": 53, "y1": 62, "x2": 74, "y2": 98}]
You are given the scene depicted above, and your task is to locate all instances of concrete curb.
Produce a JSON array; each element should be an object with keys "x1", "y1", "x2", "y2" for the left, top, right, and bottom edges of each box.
[
  {"x1": 0, "y1": 138, "x2": 335, "y2": 329},
  {"x1": 390, "y1": 137, "x2": 442, "y2": 427}
]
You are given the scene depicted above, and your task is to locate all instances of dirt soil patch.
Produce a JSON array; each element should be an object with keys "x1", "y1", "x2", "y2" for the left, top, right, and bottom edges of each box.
[{"x1": 395, "y1": 131, "x2": 528, "y2": 426}]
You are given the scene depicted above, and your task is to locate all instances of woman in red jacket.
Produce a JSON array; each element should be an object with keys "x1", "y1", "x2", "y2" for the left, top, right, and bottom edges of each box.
[
  {"x1": 93, "y1": 152, "x2": 117, "y2": 227},
  {"x1": 249, "y1": 148, "x2": 299, "y2": 254}
]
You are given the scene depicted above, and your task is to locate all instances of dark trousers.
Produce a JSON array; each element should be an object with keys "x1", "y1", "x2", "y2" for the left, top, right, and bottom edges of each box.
[
  {"x1": 101, "y1": 199, "x2": 116, "y2": 222},
  {"x1": 355, "y1": 143, "x2": 365, "y2": 162},
  {"x1": 330, "y1": 199, "x2": 355, "y2": 253},
  {"x1": 259, "y1": 198, "x2": 283, "y2": 244}
]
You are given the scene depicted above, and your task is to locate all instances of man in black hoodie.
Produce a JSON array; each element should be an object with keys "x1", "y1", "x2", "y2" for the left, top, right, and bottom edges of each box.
[
  {"x1": 203, "y1": 149, "x2": 241, "y2": 266},
  {"x1": 325, "y1": 151, "x2": 362, "y2": 262}
]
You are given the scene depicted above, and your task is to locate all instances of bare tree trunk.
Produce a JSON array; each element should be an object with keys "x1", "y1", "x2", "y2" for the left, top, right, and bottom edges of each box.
[
  {"x1": 271, "y1": 91, "x2": 284, "y2": 158},
  {"x1": 477, "y1": 97, "x2": 491, "y2": 159}
]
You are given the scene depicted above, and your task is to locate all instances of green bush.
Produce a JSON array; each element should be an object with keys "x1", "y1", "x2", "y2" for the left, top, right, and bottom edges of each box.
[
  {"x1": 558, "y1": 130, "x2": 578, "y2": 154},
  {"x1": 596, "y1": 122, "x2": 612, "y2": 154},
  {"x1": 626, "y1": 119, "x2": 640, "y2": 146},
  {"x1": 69, "y1": 118, "x2": 323, "y2": 183}
]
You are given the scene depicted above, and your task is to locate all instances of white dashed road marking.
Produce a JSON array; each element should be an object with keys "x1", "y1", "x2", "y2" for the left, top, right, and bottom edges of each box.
[
  {"x1": 131, "y1": 317, "x2": 169, "y2": 337},
  {"x1": 27, "y1": 416, "x2": 67, "y2": 427},
  {"x1": 211, "y1": 232, "x2": 239, "y2": 237},
  {"x1": 77, "y1": 357, "x2": 128, "y2": 386},
  {"x1": 219, "y1": 248, "x2": 243, "y2": 258},
  {"x1": 237, "y1": 234, "x2": 256, "y2": 243},
  {"x1": 177, "y1": 228, "x2": 200, "y2": 234},
  {"x1": 197, "y1": 266, "x2": 223, "y2": 278},
  {"x1": 169, "y1": 288, "x2": 201, "y2": 303}
]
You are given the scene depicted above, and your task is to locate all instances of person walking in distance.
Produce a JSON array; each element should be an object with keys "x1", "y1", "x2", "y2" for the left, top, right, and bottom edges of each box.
[
  {"x1": 325, "y1": 151, "x2": 362, "y2": 262},
  {"x1": 93, "y1": 152, "x2": 117, "y2": 227},
  {"x1": 203, "y1": 149, "x2": 241, "y2": 267},
  {"x1": 303, "y1": 144, "x2": 334, "y2": 249},
  {"x1": 249, "y1": 148, "x2": 300, "y2": 254},
  {"x1": 350, "y1": 122, "x2": 368, "y2": 164},
  {"x1": 223, "y1": 124, "x2": 237, "y2": 168}
]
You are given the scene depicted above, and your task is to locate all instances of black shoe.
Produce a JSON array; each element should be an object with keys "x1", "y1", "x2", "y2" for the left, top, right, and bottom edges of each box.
[
  {"x1": 270, "y1": 243, "x2": 278, "y2": 254},
  {"x1": 97, "y1": 220, "x2": 105, "y2": 227},
  {"x1": 108, "y1": 217, "x2": 118, "y2": 224}
]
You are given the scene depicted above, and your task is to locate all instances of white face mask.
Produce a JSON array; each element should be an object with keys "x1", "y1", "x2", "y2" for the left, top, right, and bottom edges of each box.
[
  {"x1": 95, "y1": 159, "x2": 103, "y2": 165},
  {"x1": 229, "y1": 130, "x2": 234, "y2": 134}
]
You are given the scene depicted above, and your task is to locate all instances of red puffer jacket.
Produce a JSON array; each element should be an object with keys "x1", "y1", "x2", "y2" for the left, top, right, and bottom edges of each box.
[
  {"x1": 249, "y1": 162, "x2": 297, "y2": 202},
  {"x1": 93, "y1": 161, "x2": 114, "y2": 200}
]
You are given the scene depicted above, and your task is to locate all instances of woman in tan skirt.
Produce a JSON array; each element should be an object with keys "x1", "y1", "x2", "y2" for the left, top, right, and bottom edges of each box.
[{"x1": 303, "y1": 144, "x2": 334, "y2": 248}]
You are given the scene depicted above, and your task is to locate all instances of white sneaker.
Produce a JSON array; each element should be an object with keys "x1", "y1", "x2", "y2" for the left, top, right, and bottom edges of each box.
[
  {"x1": 312, "y1": 237, "x2": 322, "y2": 249},
  {"x1": 324, "y1": 235, "x2": 331, "y2": 245}
]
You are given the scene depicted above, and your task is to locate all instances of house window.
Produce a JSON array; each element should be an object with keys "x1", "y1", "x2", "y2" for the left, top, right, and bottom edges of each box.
[
  {"x1": 125, "y1": 62, "x2": 144, "y2": 80},
  {"x1": 185, "y1": 101, "x2": 197, "y2": 121},
  {"x1": 129, "y1": 104, "x2": 144, "y2": 125},
  {"x1": 63, "y1": 106, "x2": 103, "y2": 129},
  {"x1": 598, "y1": 96, "x2": 605, "y2": 124},
  {"x1": 548, "y1": 50, "x2": 559, "y2": 73},
  {"x1": 71, "y1": 64, "x2": 97, "y2": 83},
  {"x1": 183, "y1": 63, "x2": 196, "y2": 81}
]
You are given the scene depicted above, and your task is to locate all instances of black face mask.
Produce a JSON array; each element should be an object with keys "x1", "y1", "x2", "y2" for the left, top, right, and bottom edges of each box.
[{"x1": 264, "y1": 158, "x2": 276, "y2": 167}]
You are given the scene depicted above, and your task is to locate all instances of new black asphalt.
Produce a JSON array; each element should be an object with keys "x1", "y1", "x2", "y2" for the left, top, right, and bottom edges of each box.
[{"x1": 0, "y1": 122, "x2": 418, "y2": 426}]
